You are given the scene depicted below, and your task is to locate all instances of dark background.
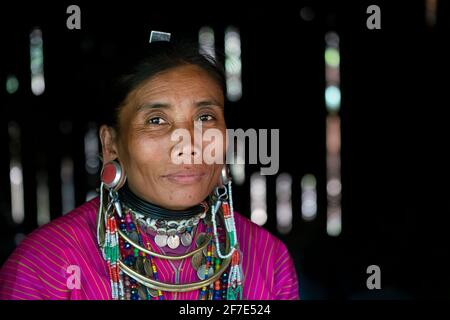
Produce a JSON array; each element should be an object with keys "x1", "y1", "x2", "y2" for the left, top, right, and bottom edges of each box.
[{"x1": 1, "y1": 0, "x2": 449, "y2": 299}]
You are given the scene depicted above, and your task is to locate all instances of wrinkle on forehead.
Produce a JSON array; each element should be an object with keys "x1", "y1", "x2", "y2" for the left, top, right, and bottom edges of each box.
[{"x1": 131, "y1": 64, "x2": 224, "y2": 109}]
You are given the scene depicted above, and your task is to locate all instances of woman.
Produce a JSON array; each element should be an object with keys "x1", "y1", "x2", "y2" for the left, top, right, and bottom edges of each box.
[{"x1": 0, "y1": 39, "x2": 299, "y2": 300}]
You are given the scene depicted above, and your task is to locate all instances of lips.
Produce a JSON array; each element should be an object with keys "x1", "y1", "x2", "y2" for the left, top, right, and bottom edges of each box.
[{"x1": 162, "y1": 169, "x2": 207, "y2": 184}]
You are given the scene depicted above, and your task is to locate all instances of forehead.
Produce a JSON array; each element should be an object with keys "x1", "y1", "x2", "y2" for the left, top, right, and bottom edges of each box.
[{"x1": 131, "y1": 64, "x2": 224, "y2": 104}]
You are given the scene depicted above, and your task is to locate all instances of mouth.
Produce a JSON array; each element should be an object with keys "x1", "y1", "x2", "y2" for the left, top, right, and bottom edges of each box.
[{"x1": 162, "y1": 169, "x2": 207, "y2": 185}]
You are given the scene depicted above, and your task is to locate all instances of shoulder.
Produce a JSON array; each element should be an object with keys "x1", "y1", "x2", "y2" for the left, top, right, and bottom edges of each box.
[
  {"x1": 233, "y1": 211, "x2": 287, "y2": 252},
  {"x1": 233, "y1": 211, "x2": 293, "y2": 271},
  {"x1": 0, "y1": 197, "x2": 101, "y2": 299},
  {"x1": 233, "y1": 211, "x2": 299, "y2": 300},
  {"x1": 50, "y1": 197, "x2": 100, "y2": 237}
]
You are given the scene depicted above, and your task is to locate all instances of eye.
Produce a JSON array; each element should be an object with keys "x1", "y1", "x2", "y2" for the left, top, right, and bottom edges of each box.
[
  {"x1": 148, "y1": 117, "x2": 167, "y2": 125},
  {"x1": 197, "y1": 114, "x2": 215, "y2": 122}
]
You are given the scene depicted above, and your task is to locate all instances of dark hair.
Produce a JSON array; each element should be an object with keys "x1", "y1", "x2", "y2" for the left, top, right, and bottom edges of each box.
[{"x1": 101, "y1": 40, "x2": 225, "y2": 129}]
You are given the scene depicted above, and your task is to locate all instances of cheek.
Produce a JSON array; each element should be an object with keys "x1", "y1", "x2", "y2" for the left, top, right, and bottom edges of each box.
[
  {"x1": 213, "y1": 164, "x2": 222, "y2": 180},
  {"x1": 203, "y1": 128, "x2": 227, "y2": 154},
  {"x1": 127, "y1": 133, "x2": 169, "y2": 166}
]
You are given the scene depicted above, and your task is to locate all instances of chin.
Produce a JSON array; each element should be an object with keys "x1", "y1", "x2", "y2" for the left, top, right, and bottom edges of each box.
[{"x1": 164, "y1": 187, "x2": 210, "y2": 210}]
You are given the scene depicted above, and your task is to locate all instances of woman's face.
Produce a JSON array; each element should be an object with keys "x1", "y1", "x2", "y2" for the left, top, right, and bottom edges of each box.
[{"x1": 100, "y1": 64, "x2": 226, "y2": 210}]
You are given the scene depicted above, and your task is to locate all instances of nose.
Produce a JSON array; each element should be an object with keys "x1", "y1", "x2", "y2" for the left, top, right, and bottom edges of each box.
[
  {"x1": 171, "y1": 122, "x2": 203, "y2": 164},
  {"x1": 176, "y1": 147, "x2": 199, "y2": 157}
]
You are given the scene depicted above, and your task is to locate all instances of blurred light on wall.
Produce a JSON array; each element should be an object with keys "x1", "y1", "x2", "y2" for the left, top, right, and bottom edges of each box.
[
  {"x1": 230, "y1": 141, "x2": 246, "y2": 186},
  {"x1": 86, "y1": 190, "x2": 98, "y2": 202},
  {"x1": 300, "y1": 6, "x2": 315, "y2": 22},
  {"x1": 325, "y1": 31, "x2": 342, "y2": 236},
  {"x1": 85, "y1": 122, "x2": 100, "y2": 201},
  {"x1": 327, "y1": 178, "x2": 341, "y2": 197},
  {"x1": 10, "y1": 163, "x2": 24, "y2": 224},
  {"x1": 301, "y1": 174, "x2": 317, "y2": 221},
  {"x1": 325, "y1": 32, "x2": 340, "y2": 113},
  {"x1": 30, "y1": 27, "x2": 45, "y2": 96},
  {"x1": 276, "y1": 173, "x2": 293, "y2": 234},
  {"x1": 250, "y1": 172, "x2": 267, "y2": 226},
  {"x1": 230, "y1": 162, "x2": 245, "y2": 186},
  {"x1": 61, "y1": 157, "x2": 75, "y2": 214},
  {"x1": 8, "y1": 122, "x2": 24, "y2": 224},
  {"x1": 325, "y1": 86, "x2": 341, "y2": 111},
  {"x1": 199, "y1": 26, "x2": 216, "y2": 59},
  {"x1": 14, "y1": 233, "x2": 26, "y2": 246},
  {"x1": 426, "y1": 0, "x2": 438, "y2": 27},
  {"x1": 225, "y1": 26, "x2": 242, "y2": 102},
  {"x1": 325, "y1": 48, "x2": 340, "y2": 67},
  {"x1": 327, "y1": 207, "x2": 341, "y2": 236},
  {"x1": 6, "y1": 75, "x2": 19, "y2": 94},
  {"x1": 85, "y1": 123, "x2": 99, "y2": 175},
  {"x1": 326, "y1": 116, "x2": 342, "y2": 236},
  {"x1": 59, "y1": 121, "x2": 75, "y2": 214},
  {"x1": 36, "y1": 170, "x2": 50, "y2": 226}
]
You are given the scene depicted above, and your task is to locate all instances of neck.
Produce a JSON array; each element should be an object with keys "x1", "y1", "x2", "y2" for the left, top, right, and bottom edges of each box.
[{"x1": 118, "y1": 183, "x2": 205, "y2": 220}]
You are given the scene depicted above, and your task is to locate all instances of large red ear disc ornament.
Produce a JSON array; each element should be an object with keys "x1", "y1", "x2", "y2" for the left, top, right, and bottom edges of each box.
[{"x1": 101, "y1": 160, "x2": 126, "y2": 191}]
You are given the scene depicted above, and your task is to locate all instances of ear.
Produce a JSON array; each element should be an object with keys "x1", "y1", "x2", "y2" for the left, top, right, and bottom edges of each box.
[{"x1": 99, "y1": 125, "x2": 119, "y2": 163}]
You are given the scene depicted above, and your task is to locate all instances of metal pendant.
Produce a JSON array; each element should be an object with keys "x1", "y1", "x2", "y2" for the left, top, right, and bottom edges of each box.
[
  {"x1": 167, "y1": 228, "x2": 177, "y2": 237},
  {"x1": 180, "y1": 232, "x2": 192, "y2": 247},
  {"x1": 136, "y1": 218, "x2": 146, "y2": 230},
  {"x1": 114, "y1": 201, "x2": 123, "y2": 218},
  {"x1": 177, "y1": 225, "x2": 186, "y2": 234},
  {"x1": 191, "y1": 251, "x2": 204, "y2": 270},
  {"x1": 148, "y1": 288, "x2": 159, "y2": 297},
  {"x1": 167, "y1": 235, "x2": 180, "y2": 249},
  {"x1": 155, "y1": 234, "x2": 168, "y2": 247},
  {"x1": 156, "y1": 228, "x2": 167, "y2": 236},
  {"x1": 128, "y1": 230, "x2": 139, "y2": 244},
  {"x1": 145, "y1": 225, "x2": 156, "y2": 234},
  {"x1": 195, "y1": 232, "x2": 207, "y2": 247},
  {"x1": 197, "y1": 264, "x2": 214, "y2": 280},
  {"x1": 135, "y1": 256, "x2": 145, "y2": 274},
  {"x1": 143, "y1": 258, "x2": 153, "y2": 277},
  {"x1": 138, "y1": 286, "x2": 148, "y2": 300}
]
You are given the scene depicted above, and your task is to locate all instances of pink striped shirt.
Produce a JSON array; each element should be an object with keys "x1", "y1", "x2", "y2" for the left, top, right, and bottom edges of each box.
[{"x1": 0, "y1": 197, "x2": 299, "y2": 300}]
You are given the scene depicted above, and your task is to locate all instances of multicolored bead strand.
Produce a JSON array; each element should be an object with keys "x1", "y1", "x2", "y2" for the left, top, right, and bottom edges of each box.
[
  {"x1": 105, "y1": 212, "x2": 124, "y2": 300},
  {"x1": 145, "y1": 242, "x2": 164, "y2": 300},
  {"x1": 106, "y1": 198, "x2": 237, "y2": 300},
  {"x1": 210, "y1": 181, "x2": 243, "y2": 300},
  {"x1": 227, "y1": 249, "x2": 243, "y2": 300},
  {"x1": 221, "y1": 271, "x2": 228, "y2": 300}
]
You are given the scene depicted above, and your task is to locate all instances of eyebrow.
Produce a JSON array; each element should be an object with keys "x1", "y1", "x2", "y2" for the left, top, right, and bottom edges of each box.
[
  {"x1": 196, "y1": 99, "x2": 224, "y2": 109},
  {"x1": 137, "y1": 99, "x2": 223, "y2": 112},
  {"x1": 137, "y1": 102, "x2": 170, "y2": 111}
]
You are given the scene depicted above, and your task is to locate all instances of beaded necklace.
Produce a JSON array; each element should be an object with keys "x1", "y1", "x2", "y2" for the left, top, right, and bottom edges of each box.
[
  {"x1": 100, "y1": 181, "x2": 242, "y2": 300},
  {"x1": 111, "y1": 210, "x2": 229, "y2": 299}
]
